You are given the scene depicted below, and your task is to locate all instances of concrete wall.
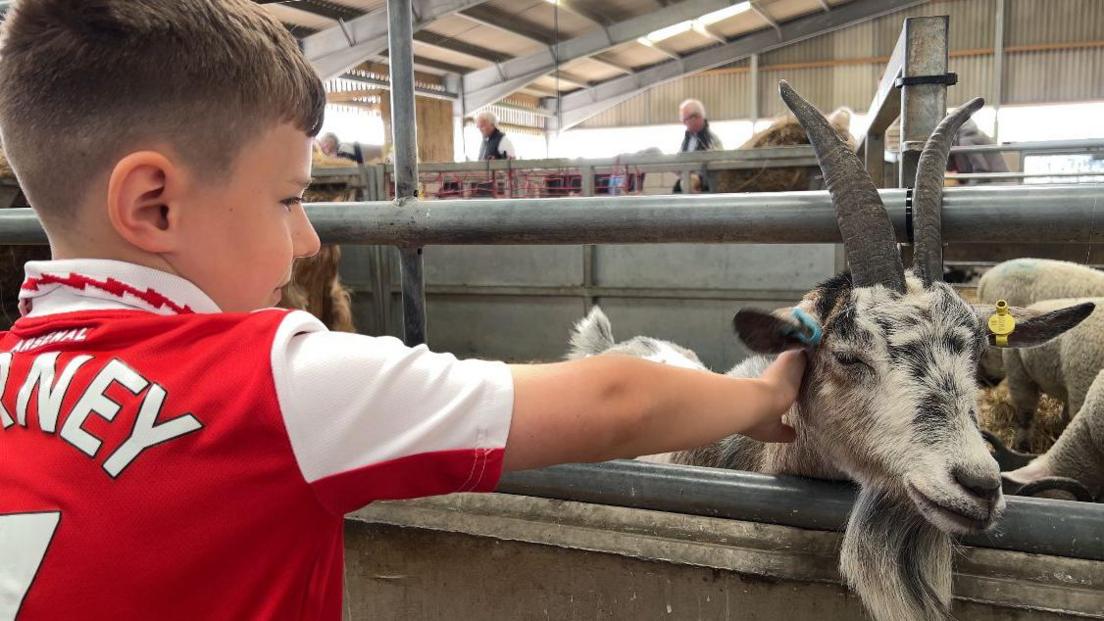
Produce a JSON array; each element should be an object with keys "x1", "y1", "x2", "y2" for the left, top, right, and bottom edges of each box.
[
  {"x1": 342, "y1": 494, "x2": 1104, "y2": 620},
  {"x1": 342, "y1": 242, "x2": 839, "y2": 368}
]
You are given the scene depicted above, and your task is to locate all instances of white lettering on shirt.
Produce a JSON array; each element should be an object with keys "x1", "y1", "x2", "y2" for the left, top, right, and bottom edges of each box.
[
  {"x1": 60, "y1": 359, "x2": 149, "y2": 457},
  {"x1": 1, "y1": 352, "x2": 204, "y2": 476},
  {"x1": 103, "y1": 383, "x2": 201, "y2": 478},
  {"x1": 16, "y1": 352, "x2": 93, "y2": 432},
  {"x1": 10, "y1": 328, "x2": 89, "y2": 354}
]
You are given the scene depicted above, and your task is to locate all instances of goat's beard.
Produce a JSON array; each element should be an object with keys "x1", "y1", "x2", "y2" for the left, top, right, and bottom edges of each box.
[{"x1": 840, "y1": 487, "x2": 955, "y2": 621}]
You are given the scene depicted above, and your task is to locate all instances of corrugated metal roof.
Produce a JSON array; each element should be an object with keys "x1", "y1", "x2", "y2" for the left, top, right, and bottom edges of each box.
[{"x1": 266, "y1": 0, "x2": 1104, "y2": 131}]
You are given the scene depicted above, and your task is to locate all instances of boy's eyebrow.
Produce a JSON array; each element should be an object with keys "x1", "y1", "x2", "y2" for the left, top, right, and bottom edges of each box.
[{"x1": 292, "y1": 177, "x2": 313, "y2": 190}]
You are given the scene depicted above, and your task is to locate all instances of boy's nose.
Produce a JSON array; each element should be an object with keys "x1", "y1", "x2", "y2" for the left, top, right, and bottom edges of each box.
[{"x1": 293, "y1": 207, "x2": 321, "y2": 258}]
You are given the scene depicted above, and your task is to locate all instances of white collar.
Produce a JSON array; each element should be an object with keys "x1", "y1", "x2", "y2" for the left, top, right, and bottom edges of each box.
[{"x1": 19, "y1": 259, "x2": 222, "y2": 318}]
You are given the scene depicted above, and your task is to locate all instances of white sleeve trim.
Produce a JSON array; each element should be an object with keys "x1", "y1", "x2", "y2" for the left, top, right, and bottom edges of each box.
[
  {"x1": 269, "y1": 311, "x2": 515, "y2": 484},
  {"x1": 499, "y1": 135, "x2": 516, "y2": 158}
]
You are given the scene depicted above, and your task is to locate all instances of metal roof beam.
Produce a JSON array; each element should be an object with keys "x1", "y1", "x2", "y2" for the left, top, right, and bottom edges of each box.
[
  {"x1": 749, "y1": 0, "x2": 781, "y2": 35},
  {"x1": 590, "y1": 56, "x2": 635, "y2": 75},
  {"x1": 457, "y1": 5, "x2": 557, "y2": 45},
  {"x1": 379, "y1": 51, "x2": 471, "y2": 75},
  {"x1": 547, "y1": 0, "x2": 929, "y2": 130},
  {"x1": 460, "y1": 0, "x2": 736, "y2": 111},
  {"x1": 412, "y1": 30, "x2": 512, "y2": 63},
  {"x1": 691, "y1": 21, "x2": 727, "y2": 44},
  {"x1": 282, "y1": 0, "x2": 363, "y2": 21},
  {"x1": 551, "y1": 71, "x2": 592, "y2": 89},
  {"x1": 554, "y1": 0, "x2": 613, "y2": 27},
  {"x1": 637, "y1": 37, "x2": 682, "y2": 61},
  {"x1": 301, "y1": 0, "x2": 487, "y2": 80}
]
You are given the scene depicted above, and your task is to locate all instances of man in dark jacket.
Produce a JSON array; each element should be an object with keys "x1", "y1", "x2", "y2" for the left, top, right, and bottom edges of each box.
[
  {"x1": 476, "y1": 111, "x2": 516, "y2": 160},
  {"x1": 674, "y1": 99, "x2": 723, "y2": 193}
]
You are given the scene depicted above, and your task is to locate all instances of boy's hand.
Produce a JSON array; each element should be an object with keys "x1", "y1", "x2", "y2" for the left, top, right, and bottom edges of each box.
[{"x1": 742, "y1": 350, "x2": 806, "y2": 443}]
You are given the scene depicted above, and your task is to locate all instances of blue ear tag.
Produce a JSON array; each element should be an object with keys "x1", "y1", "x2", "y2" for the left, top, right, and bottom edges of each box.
[{"x1": 788, "y1": 307, "x2": 823, "y2": 348}]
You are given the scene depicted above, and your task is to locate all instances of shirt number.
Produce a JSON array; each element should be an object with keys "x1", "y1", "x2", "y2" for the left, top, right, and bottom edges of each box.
[{"x1": 0, "y1": 512, "x2": 61, "y2": 621}]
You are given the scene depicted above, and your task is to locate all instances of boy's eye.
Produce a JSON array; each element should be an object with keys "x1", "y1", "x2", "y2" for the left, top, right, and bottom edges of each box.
[{"x1": 280, "y1": 197, "x2": 303, "y2": 209}]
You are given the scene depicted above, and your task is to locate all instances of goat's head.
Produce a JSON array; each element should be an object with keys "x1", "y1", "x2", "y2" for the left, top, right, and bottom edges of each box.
[{"x1": 734, "y1": 82, "x2": 1094, "y2": 537}]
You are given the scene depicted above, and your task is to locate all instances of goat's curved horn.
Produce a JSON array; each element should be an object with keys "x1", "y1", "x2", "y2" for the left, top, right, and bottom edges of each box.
[
  {"x1": 778, "y1": 80, "x2": 906, "y2": 293},
  {"x1": 912, "y1": 97, "x2": 985, "y2": 286}
]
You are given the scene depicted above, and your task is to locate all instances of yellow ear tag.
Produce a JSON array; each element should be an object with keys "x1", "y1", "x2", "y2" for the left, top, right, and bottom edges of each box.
[{"x1": 987, "y1": 299, "x2": 1016, "y2": 347}]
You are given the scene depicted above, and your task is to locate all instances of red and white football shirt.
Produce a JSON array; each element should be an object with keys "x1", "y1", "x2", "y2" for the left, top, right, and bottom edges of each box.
[{"x1": 0, "y1": 259, "x2": 514, "y2": 620}]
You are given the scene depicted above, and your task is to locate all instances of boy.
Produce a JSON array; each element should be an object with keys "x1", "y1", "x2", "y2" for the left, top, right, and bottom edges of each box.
[{"x1": 0, "y1": 1, "x2": 805, "y2": 619}]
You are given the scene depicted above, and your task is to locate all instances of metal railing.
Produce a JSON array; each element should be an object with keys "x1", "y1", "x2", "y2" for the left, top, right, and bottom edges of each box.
[
  {"x1": 498, "y1": 461, "x2": 1104, "y2": 562},
  {"x1": 0, "y1": 184, "x2": 1100, "y2": 247}
]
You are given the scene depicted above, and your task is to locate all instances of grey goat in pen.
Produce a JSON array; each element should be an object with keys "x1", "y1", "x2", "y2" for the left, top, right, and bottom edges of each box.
[{"x1": 568, "y1": 82, "x2": 1093, "y2": 621}]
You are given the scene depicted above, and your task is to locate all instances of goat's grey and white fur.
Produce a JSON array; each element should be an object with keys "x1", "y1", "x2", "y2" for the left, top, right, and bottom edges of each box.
[{"x1": 568, "y1": 82, "x2": 1093, "y2": 621}]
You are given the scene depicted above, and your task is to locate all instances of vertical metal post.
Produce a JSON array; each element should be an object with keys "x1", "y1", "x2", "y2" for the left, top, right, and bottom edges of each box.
[
  {"x1": 749, "y1": 53, "x2": 760, "y2": 128},
  {"x1": 992, "y1": 0, "x2": 1005, "y2": 142},
  {"x1": 580, "y1": 164, "x2": 595, "y2": 196},
  {"x1": 387, "y1": 0, "x2": 427, "y2": 346},
  {"x1": 580, "y1": 165, "x2": 596, "y2": 313},
  {"x1": 898, "y1": 16, "x2": 949, "y2": 188},
  {"x1": 864, "y1": 133, "x2": 886, "y2": 188}
]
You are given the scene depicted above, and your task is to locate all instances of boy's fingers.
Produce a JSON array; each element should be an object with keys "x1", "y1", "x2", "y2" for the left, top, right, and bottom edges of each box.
[{"x1": 758, "y1": 423, "x2": 796, "y2": 444}]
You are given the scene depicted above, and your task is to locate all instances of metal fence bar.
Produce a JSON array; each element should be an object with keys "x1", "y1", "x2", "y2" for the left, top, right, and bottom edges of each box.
[
  {"x1": 0, "y1": 184, "x2": 1099, "y2": 246},
  {"x1": 947, "y1": 171, "x2": 1104, "y2": 181},
  {"x1": 300, "y1": 183, "x2": 1099, "y2": 246},
  {"x1": 304, "y1": 141, "x2": 1104, "y2": 186},
  {"x1": 387, "y1": 0, "x2": 427, "y2": 346},
  {"x1": 898, "y1": 16, "x2": 949, "y2": 188},
  {"x1": 497, "y1": 460, "x2": 1104, "y2": 562},
  {"x1": 950, "y1": 139, "x2": 1104, "y2": 154}
]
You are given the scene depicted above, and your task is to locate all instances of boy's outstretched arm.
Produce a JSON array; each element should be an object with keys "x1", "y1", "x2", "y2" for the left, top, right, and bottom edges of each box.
[{"x1": 503, "y1": 351, "x2": 806, "y2": 472}]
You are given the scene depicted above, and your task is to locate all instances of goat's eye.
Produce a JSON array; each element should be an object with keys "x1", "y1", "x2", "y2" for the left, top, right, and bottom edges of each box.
[{"x1": 833, "y1": 352, "x2": 873, "y2": 372}]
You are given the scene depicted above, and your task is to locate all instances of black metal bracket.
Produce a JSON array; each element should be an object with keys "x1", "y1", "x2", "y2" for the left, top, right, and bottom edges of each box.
[
  {"x1": 904, "y1": 188, "x2": 915, "y2": 244},
  {"x1": 894, "y1": 72, "x2": 958, "y2": 88}
]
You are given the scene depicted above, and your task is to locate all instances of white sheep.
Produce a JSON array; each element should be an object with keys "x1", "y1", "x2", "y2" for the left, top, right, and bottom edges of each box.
[
  {"x1": 1002, "y1": 297, "x2": 1104, "y2": 451},
  {"x1": 1004, "y1": 367, "x2": 1104, "y2": 501},
  {"x1": 976, "y1": 258, "x2": 1104, "y2": 385},
  {"x1": 567, "y1": 83, "x2": 1093, "y2": 621},
  {"x1": 978, "y1": 258, "x2": 1104, "y2": 306}
]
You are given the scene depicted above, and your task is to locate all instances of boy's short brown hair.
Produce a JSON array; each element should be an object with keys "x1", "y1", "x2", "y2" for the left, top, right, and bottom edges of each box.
[{"x1": 0, "y1": 0, "x2": 325, "y2": 223}]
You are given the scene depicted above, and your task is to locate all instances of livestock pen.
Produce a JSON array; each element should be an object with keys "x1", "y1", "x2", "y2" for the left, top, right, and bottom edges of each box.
[
  {"x1": 360, "y1": 8, "x2": 1104, "y2": 619},
  {"x1": 2, "y1": 4, "x2": 1103, "y2": 620}
]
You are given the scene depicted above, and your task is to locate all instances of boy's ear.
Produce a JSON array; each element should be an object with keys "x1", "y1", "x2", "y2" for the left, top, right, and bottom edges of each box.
[
  {"x1": 106, "y1": 151, "x2": 182, "y2": 253},
  {"x1": 733, "y1": 308, "x2": 819, "y2": 353},
  {"x1": 972, "y1": 302, "x2": 1094, "y2": 348}
]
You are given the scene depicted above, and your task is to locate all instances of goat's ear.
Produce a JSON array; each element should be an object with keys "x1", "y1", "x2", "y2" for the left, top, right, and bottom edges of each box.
[
  {"x1": 972, "y1": 302, "x2": 1094, "y2": 348},
  {"x1": 733, "y1": 308, "x2": 817, "y2": 354}
]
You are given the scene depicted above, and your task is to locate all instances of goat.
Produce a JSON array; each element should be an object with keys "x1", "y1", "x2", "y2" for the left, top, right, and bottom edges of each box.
[
  {"x1": 279, "y1": 245, "x2": 356, "y2": 333},
  {"x1": 1004, "y1": 367, "x2": 1104, "y2": 501},
  {"x1": 568, "y1": 81, "x2": 1093, "y2": 621},
  {"x1": 976, "y1": 258, "x2": 1104, "y2": 385},
  {"x1": 1001, "y1": 297, "x2": 1104, "y2": 451},
  {"x1": 276, "y1": 153, "x2": 359, "y2": 332}
]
